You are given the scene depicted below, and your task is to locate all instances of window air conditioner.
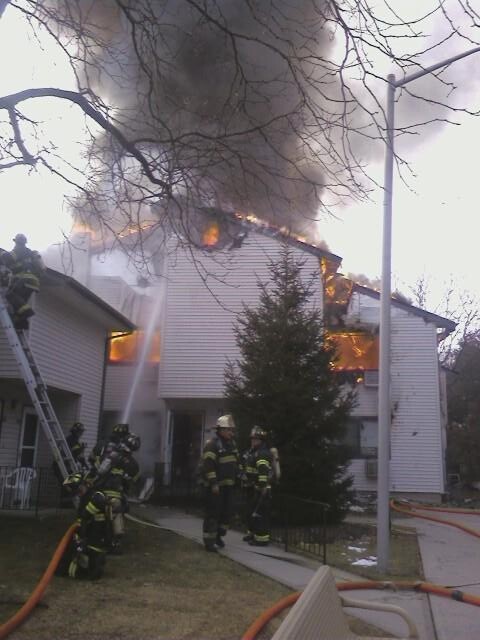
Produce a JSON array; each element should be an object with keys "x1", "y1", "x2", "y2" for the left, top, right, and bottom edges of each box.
[{"x1": 365, "y1": 459, "x2": 378, "y2": 479}]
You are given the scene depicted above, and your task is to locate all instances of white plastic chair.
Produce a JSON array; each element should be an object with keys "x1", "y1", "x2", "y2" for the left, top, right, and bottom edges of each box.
[
  {"x1": 271, "y1": 565, "x2": 418, "y2": 640},
  {"x1": 3, "y1": 467, "x2": 36, "y2": 509}
]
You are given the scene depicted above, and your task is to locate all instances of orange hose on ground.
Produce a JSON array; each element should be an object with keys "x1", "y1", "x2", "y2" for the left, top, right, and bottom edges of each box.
[
  {"x1": 391, "y1": 499, "x2": 480, "y2": 539},
  {"x1": 391, "y1": 500, "x2": 480, "y2": 516},
  {"x1": 0, "y1": 522, "x2": 78, "y2": 640},
  {"x1": 241, "y1": 592, "x2": 301, "y2": 640},
  {"x1": 241, "y1": 579, "x2": 480, "y2": 640}
]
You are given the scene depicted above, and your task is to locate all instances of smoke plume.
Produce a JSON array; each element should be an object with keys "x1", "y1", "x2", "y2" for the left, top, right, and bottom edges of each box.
[{"x1": 52, "y1": 0, "x2": 338, "y2": 239}]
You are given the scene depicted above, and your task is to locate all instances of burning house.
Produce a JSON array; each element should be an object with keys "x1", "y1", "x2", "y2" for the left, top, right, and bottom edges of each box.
[{"x1": 45, "y1": 207, "x2": 455, "y2": 502}]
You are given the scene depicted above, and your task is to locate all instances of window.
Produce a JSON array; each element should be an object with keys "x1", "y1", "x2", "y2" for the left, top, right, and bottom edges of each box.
[
  {"x1": 329, "y1": 332, "x2": 379, "y2": 371},
  {"x1": 344, "y1": 417, "x2": 378, "y2": 458},
  {"x1": 108, "y1": 331, "x2": 160, "y2": 364},
  {"x1": 19, "y1": 409, "x2": 39, "y2": 467}
]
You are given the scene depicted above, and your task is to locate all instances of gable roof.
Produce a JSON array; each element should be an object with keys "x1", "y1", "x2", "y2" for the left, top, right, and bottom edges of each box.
[
  {"x1": 199, "y1": 207, "x2": 343, "y2": 266},
  {"x1": 43, "y1": 268, "x2": 136, "y2": 332},
  {"x1": 352, "y1": 282, "x2": 457, "y2": 333}
]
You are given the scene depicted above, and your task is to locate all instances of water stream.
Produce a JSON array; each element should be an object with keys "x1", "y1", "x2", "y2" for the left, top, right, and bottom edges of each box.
[{"x1": 121, "y1": 286, "x2": 163, "y2": 424}]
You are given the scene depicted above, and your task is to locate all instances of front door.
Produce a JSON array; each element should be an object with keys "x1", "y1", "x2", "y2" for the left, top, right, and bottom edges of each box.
[{"x1": 170, "y1": 411, "x2": 204, "y2": 486}]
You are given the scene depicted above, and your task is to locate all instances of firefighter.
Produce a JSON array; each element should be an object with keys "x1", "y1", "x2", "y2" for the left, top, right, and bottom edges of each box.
[
  {"x1": 66, "y1": 422, "x2": 87, "y2": 469},
  {"x1": 56, "y1": 472, "x2": 111, "y2": 580},
  {"x1": 93, "y1": 430, "x2": 141, "y2": 554},
  {"x1": 201, "y1": 414, "x2": 239, "y2": 552},
  {"x1": 0, "y1": 233, "x2": 45, "y2": 330},
  {"x1": 88, "y1": 422, "x2": 130, "y2": 472},
  {"x1": 242, "y1": 426, "x2": 273, "y2": 546}
]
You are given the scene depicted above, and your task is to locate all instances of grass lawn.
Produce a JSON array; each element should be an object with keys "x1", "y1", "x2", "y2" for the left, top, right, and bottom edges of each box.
[
  {"x1": 325, "y1": 519, "x2": 423, "y2": 582},
  {"x1": 0, "y1": 511, "x2": 395, "y2": 639}
]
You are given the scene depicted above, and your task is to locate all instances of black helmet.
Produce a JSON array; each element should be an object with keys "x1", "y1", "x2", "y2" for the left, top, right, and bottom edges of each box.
[
  {"x1": 13, "y1": 233, "x2": 27, "y2": 245},
  {"x1": 112, "y1": 423, "x2": 129, "y2": 441},
  {"x1": 62, "y1": 472, "x2": 85, "y2": 494},
  {"x1": 71, "y1": 422, "x2": 84, "y2": 436},
  {"x1": 125, "y1": 433, "x2": 141, "y2": 452},
  {"x1": 250, "y1": 425, "x2": 267, "y2": 440}
]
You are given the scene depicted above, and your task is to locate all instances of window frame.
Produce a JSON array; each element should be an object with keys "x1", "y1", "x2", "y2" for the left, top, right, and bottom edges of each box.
[
  {"x1": 18, "y1": 407, "x2": 39, "y2": 468},
  {"x1": 344, "y1": 416, "x2": 378, "y2": 459}
]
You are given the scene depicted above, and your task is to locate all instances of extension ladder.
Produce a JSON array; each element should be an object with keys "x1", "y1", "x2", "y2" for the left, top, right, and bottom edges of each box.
[{"x1": 0, "y1": 291, "x2": 78, "y2": 479}]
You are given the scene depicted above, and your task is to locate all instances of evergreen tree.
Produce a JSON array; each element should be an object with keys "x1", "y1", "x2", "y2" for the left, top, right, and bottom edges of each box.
[{"x1": 225, "y1": 245, "x2": 356, "y2": 521}]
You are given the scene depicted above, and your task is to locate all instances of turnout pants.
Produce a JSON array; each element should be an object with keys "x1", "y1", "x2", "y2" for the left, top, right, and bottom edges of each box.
[
  {"x1": 202, "y1": 485, "x2": 234, "y2": 548},
  {"x1": 247, "y1": 489, "x2": 271, "y2": 544}
]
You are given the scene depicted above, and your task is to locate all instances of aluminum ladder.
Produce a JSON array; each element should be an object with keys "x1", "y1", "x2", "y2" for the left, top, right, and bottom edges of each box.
[{"x1": 0, "y1": 291, "x2": 78, "y2": 479}]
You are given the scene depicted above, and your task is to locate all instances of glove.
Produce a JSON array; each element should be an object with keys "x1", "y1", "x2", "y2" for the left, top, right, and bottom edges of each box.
[{"x1": 211, "y1": 484, "x2": 220, "y2": 496}]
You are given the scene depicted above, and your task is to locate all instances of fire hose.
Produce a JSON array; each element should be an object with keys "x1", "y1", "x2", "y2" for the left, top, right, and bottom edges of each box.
[
  {"x1": 0, "y1": 514, "x2": 167, "y2": 639},
  {"x1": 0, "y1": 522, "x2": 78, "y2": 640},
  {"x1": 4, "y1": 504, "x2": 480, "y2": 640},
  {"x1": 241, "y1": 499, "x2": 480, "y2": 640}
]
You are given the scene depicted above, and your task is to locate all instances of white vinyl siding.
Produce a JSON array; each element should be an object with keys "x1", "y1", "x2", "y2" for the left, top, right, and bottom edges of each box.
[
  {"x1": 0, "y1": 274, "x2": 132, "y2": 464},
  {"x1": 352, "y1": 386, "x2": 378, "y2": 416},
  {"x1": 347, "y1": 292, "x2": 444, "y2": 495},
  {"x1": 390, "y1": 315, "x2": 444, "y2": 493},
  {"x1": 27, "y1": 291, "x2": 105, "y2": 451},
  {"x1": 159, "y1": 234, "x2": 324, "y2": 398},
  {"x1": 104, "y1": 364, "x2": 161, "y2": 412}
]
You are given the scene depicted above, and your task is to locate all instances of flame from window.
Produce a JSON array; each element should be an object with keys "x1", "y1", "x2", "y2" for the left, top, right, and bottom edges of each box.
[
  {"x1": 202, "y1": 222, "x2": 220, "y2": 246},
  {"x1": 109, "y1": 331, "x2": 160, "y2": 364},
  {"x1": 329, "y1": 332, "x2": 379, "y2": 371}
]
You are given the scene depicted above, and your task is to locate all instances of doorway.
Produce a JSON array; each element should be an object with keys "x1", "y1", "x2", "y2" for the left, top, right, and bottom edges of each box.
[{"x1": 170, "y1": 411, "x2": 204, "y2": 486}]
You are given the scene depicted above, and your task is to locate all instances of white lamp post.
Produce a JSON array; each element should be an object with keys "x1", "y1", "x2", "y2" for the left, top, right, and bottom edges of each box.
[{"x1": 377, "y1": 45, "x2": 480, "y2": 573}]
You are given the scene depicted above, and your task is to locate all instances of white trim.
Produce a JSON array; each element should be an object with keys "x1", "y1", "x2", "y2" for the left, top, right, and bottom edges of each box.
[{"x1": 18, "y1": 407, "x2": 39, "y2": 467}]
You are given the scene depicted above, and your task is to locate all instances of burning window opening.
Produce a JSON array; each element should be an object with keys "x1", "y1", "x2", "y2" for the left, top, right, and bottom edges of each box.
[
  {"x1": 202, "y1": 221, "x2": 220, "y2": 247},
  {"x1": 109, "y1": 330, "x2": 160, "y2": 364},
  {"x1": 329, "y1": 332, "x2": 379, "y2": 372}
]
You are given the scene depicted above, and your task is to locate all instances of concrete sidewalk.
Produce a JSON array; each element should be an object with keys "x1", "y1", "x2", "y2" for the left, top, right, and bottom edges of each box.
[
  {"x1": 131, "y1": 504, "x2": 436, "y2": 639},
  {"x1": 408, "y1": 511, "x2": 480, "y2": 640}
]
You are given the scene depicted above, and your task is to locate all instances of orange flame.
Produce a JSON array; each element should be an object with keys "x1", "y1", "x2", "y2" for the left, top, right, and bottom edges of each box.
[
  {"x1": 202, "y1": 222, "x2": 220, "y2": 246},
  {"x1": 329, "y1": 332, "x2": 379, "y2": 371},
  {"x1": 109, "y1": 331, "x2": 160, "y2": 364}
]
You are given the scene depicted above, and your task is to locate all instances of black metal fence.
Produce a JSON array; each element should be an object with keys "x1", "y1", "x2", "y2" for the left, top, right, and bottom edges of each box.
[
  {"x1": 270, "y1": 494, "x2": 329, "y2": 564},
  {"x1": 151, "y1": 476, "x2": 329, "y2": 564},
  {"x1": 0, "y1": 466, "x2": 329, "y2": 562}
]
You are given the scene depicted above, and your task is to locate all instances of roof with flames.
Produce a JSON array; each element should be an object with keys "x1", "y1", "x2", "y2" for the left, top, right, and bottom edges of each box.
[{"x1": 200, "y1": 207, "x2": 343, "y2": 266}]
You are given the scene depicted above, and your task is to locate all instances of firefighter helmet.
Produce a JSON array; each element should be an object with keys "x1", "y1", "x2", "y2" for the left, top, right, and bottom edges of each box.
[
  {"x1": 71, "y1": 421, "x2": 84, "y2": 436},
  {"x1": 112, "y1": 423, "x2": 129, "y2": 437},
  {"x1": 13, "y1": 233, "x2": 27, "y2": 245},
  {"x1": 62, "y1": 472, "x2": 85, "y2": 494},
  {"x1": 125, "y1": 433, "x2": 141, "y2": 452},
  {"x1": 250, "y1": 425, "x2": 267, "y2": 440},
  {"x1": 216, "y1": 414, "x2": 235, "y2": 430}
]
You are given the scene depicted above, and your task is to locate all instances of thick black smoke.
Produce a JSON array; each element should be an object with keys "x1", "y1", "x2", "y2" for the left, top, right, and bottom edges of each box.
[{"x1": 54, "y1": 0, "x2": 336, "y2": 238}]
